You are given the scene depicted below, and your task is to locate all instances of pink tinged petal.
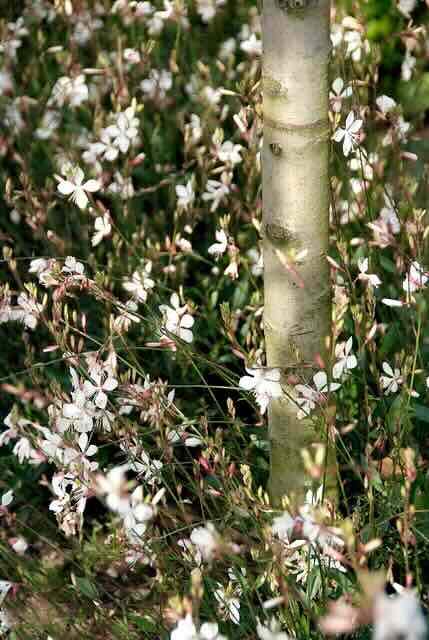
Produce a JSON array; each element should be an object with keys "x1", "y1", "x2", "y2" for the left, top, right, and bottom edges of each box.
[
  {"x1": 239, "y1": 375, "x2": 257, "y2": 391},
  {"x1": 83, "y1": 179, "x2": 100, "y2": 192},
  {"x1": 57, "y1": 180, "x2": 75, "y2": 195}
]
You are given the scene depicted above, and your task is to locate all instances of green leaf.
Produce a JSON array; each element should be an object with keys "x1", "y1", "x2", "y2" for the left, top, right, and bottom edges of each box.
[{"x1": 74, "y1": 576, "x2": 99, "y2": 600}]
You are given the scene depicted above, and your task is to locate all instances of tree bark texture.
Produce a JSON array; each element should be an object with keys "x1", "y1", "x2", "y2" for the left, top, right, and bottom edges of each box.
[{"x1": 262, "y1": 0, "x2": 332, "y2": 504}]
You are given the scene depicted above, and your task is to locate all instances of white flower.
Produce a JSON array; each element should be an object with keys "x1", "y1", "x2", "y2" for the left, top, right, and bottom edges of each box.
[
  {"x1": 35, "y1": 110, "x2": 60, "y2": 140},
  {"x1": 92, "y1": 214, "x2": 112, "y2": 246},
  {"x1": 333, "y1": 111, "x2": 363, "y2": 157},
  {"x1": 123, "y1": 48, "x2": 141, "y2": 64},
  {"x1": 247, "y1": 248, "x2": 264, "y2": 276},
  {"x1": 176, "y1": 180, "x2": 195, "y2": 210},
  {"x1": 381, "y1": 298, "x2": 404, "y2": 308},
  {"x1": 83, "y1": 370, "x2": 118, "y2": 409},
  {"x1": 190, "y1": 522, "x2": 219, "y2": 562},
  {"x1": 239, "y1": 366, "x2": 282, "y2": 415},
  {"x1": 376, "y1": 95, "x2": 397, "y2": 115},
  {"x1": 333, "y1": 337, "x2": 357, "y2": 379},
  {"x1": 380, "y1": 362, "x2": 403, "y2": 394},
  {"x1": 295, "y1": 372, "x2": 341, "y2": 419},
  {"x1": 373, "y1": 590, "x2": 426, "y2": 640},
  {"x1": 62, "y1": 256, "x2": 85, "y2": 276},
  {"x1": 97, "y1": 465, "x2": 130, "y2": 515},
  {"x1": 217, "y1": 140, "x2": 243, "y2": 165},
  {"x1": 358, "y1": 257, "x2": 382, "y2": 288},
  {"x1": 16, "y1": 293, "x2": 44, "y2": 329},
  {"x1": 202, "y1": 179, "x2": 230, "y2": 212},
  {"x1": 159, "y1": 293, "x2": 194, "y2": 344},
  {"x1": 330, "y1": 78, "x2": 352, "y2": 113},
  {"x1": 214, "y1": 586, "x2": 240, "y2": 624},
  {"x1": 196, "y1": 0, "x2": 226, "y2": 22},
  {"x1": 55, "y1": 166, "x2": 100, "y2": 209},
  {"x1": 170, "y1": 614, "x2": 197, "y2": 640},
  {"x1": 188, "y1": 114, "x2": 203, "y2": 143},
  {"x1": 123, "y1": 263, "x2": 155, "y2": 303},
  {"x1": 105, "y1": 106, "x2": 139, "y2": 154},
  {"x1": 240, "y1": 33, "x2": 262, "y2": 56},
  {"x1": 123, "y1": 486, "x2": 154, "y2": 543},
  {"x1": 1, "y1": 490, "x2": 13, "y2": 508},
  {"x1": 403, "y1": 261, "x2": 428, "y2": 294},
  {"x1": 257, "y1": 618, "x2": 291, "y2": 640},
  {"x1": 62, "y1": 391, "x2": 96, "y2": 432},
  {"x1": 398, "y1": 0, "x2": 417, "y2": 17},
  {"x1": 208, "y1": 229, "x2": 227, "y2": 257},
  {"x1": 271, "y1": 512, "x2": 295, "y2": 541},
  {"x1": 49, "y1": 74, "x2": 88, "y2": 107},
  {"x1": 402, "y1": 50, "x2": 416, "y2": 82},
  {"x1": 344, "y1": 29, "x2": 364, "y2": 62},
  {"x1": 108, "y1": 171, "x2": 135, "y2": 199},
  {"x1": 10, "y1": 536, "x2": 28, "y2": 555},
  {"x1": 140, "y1": 69, "x2": 172, "y2": 100}
]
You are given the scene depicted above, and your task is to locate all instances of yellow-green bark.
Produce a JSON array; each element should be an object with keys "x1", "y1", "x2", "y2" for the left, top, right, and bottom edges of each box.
[{"x1": 262, "y1": 0, "x2": 332, "y2": 504}]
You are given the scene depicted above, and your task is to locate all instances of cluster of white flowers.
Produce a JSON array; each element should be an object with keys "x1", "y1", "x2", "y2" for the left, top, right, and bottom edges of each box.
[{"x1": 159, "y1": 293, "x2": 194, "y2": 346}]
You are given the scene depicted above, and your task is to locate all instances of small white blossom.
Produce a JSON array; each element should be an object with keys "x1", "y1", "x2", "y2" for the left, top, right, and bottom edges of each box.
[
  {"x1": 92, "y1": 214, "x2": 112, "y2": 247},
  {"x1": 333, "y1": 111, "x2": 363, "y2": 157},
  {"x1": 49, "y1": 74, "x2": 89, "y2": 108},
  {"x1": 123, "y1": 263, "x2": 155, "y2": 303},
  {"x1": 202, "y1": 179, "x2": 230, "y2": 212},
  {"x1": 239, "y1": 366, "x2": 282, "y2": 415},
  {"x1": 403, "y1": 261, "x2": 428, "y2": 294},
  {"x1": 105, "y1": 106, "x2": 139, "y2": 154},
  {"x1": 402, "y1": 50, "x2": 416, "y2": 82},
  {"x1": 214, "y1": 586, "x2": 240, "y2": 624},
  {"x1": 330, "y1": 78, "x2": 352, "y2": 113},
  {"x1": 159, "y1": 293, "x2": 194, "y2": 344},
  {"x1": 373, "y1": 590, "x2": 426, "y2": 640},
  {"x1": 376, "y1": 95, "x2": 397, "y2": 115},
  {"x1": 190, "y1": 522, "x2": 219, "y2": 562},
  {"x1": 208, "y1": 229, "x2": 228, "y2": 258},
  {"x1": 295, "y1": 372, "x2": 341, "y2": 419},
  {"x1": 333, "y1": 337, "x2": 357, "y2": 379},
  {"x1": 141, "y1": 69, "x2": 172, "y2": 100},
  {"x1": 380, "y1": 362, "x2": 403, "y2": 394},
  {"x1": 62, "y1": 256, "x2": 85, "y2": 276},
  {"x1": 217, "y1": 140, "x2": 243, "y2": 165},
  {"x1": 176, "y1": 180, "x2": 195, "y2": 210},
  {"x1": 55, "y1": 166, "x2": 100, "y2": 209},
  {"x1": 240, "y1": 33, "x2": 262, "y2": 56},
  {"x1": 358, "y1": 257, "x2": 382, "y2": 288},
  {"x1": 83, "y1": 370, "x2": 118, "y2": 409}
]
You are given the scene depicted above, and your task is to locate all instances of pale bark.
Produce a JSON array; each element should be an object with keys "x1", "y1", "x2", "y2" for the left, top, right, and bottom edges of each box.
[{"x1": 262, "y1": 0, "x2": 332, "y2": 504}]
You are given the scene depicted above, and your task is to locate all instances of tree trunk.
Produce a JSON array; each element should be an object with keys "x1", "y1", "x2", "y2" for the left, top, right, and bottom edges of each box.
[{"x1": 262, "y1": 0, "x2": 332, "y2": 505}]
